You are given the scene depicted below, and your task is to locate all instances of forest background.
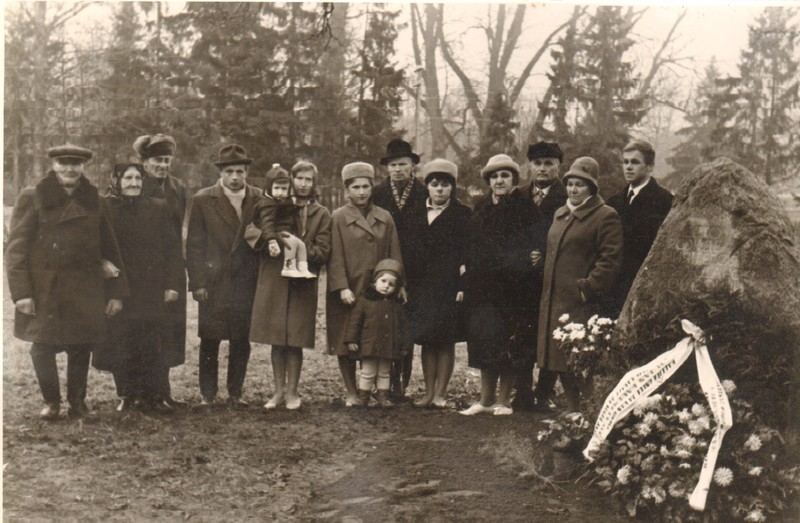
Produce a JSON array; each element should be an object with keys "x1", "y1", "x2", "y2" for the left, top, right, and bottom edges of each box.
[{"x1": 4, "y1": 2, "x2": 800, "y2": 211}]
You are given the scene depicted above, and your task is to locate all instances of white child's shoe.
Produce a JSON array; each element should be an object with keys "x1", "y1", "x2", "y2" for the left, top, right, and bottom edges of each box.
[
  {"x1": 281, "y1": 258, "x2": 304, "y2": 278},
  {"x1": 296, "y1": 261, "x2": 317, "y2": 279}
]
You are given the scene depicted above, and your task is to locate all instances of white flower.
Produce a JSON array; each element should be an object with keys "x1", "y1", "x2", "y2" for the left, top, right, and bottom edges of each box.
[
  {"x1": 643, "y1": 412, "x2": 659, "y2": 426},
  {"x1": 568, "y1": 328, "x2": 586, "y2": 341},
  {"x1": 677, "y1": 408, "x2": 692, "y2": 423},
  {"x1": 588, "y1": 314, "x2": 599, "y2": 326},
  {"x1": 748, "y1": 466, "x2": 763, "y2": 477},
  {"x1": 713, "y1": 467, "x2": 734, "y2": 487},
  {"x1": 676, "y1": 434, "x2": 697, "y2": 449},
  {"x1": 696, "y1": 416, "x2": 711, "y2": 431},
  {"x1": 679, "y1": 463, "x2": 692, "y2": 469},
  {"x1": 721, "y1": 379, "x2": 737, "y2": 396},
  {"x1": 552, "y1": 328, "x2": 567, "y2": 342},
  {"x1": 745, "y1": 434, "x2": 763, "y2": 452},
  {"x1": 616, "y1": 465, "x2": 632, "y2": 485},
  {"x1": 652, "y1": 486, "x2": 666, "y2": 504},
  {"x1": 691, "y1": 403, "x2": 707, "y2": 417},
  {"x1": 640, "y1": 456, "x2": 656, "y2": 472},
  {"x1": 641, "y1": 486, "x2": 653, "y2": 499},
  {"x1": 559, "y1": 313, "x2": 570, "y2": 323},
  {"x1": 675, "y1": 449, "x2": 691, "y2": 459},
  {"x1": 744, "y1": 509, "x2": 766, "y2": 522},
  {"x1": 604, "y1": 334, "x2": 612, "y2": 341},
  {"x1": 660, "y1": 445, "x2": 672, "y2": 457},
  {"x1": 688, "y1": 419, "x2": 708, "y2": 435},
  {"x1": 637, "y1": 423, "x2": 652, "y2": 437},
  {"x1": 668, "y1": 482, "x2": 686, "y2": 498}
]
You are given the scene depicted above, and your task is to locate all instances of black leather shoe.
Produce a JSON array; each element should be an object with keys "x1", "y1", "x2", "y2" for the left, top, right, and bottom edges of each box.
[
  {"x1": 532, "y1": 397, "x2": 558, "y2": 414},
  {"x1": 116, "y1": 398, "x2": 135, "y2": 412},
  {"x1": 39, "y1": 403, "x2": 60, "y2": 420},
  {"x1": 68, "y1": 401, "x2": 92, "y2": 419},
  {"x1": 227, "y1": 396, "x2": 249, "y2": 408},
  {"x1": 150, "y1": 399, "x2": 175, "y2": 414},
  {"x1": 163, "y1": 396, "x2": 188, "y2": 408}
]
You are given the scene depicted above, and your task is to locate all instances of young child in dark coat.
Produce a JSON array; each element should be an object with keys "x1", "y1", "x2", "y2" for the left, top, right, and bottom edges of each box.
[
  {"x1": 344, "y1": 258, "x2": 408, "y2": 408},
  {"x1": 254, "y1": 164, "x2": 315, "y2": 278}
]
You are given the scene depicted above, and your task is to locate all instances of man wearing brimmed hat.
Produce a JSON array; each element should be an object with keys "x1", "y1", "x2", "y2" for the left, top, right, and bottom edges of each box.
[
  {"x1": 373, "y1": 139, "x2": 427, "y2": 401},
  {"x1": 523, "y1": 141, "x2": 568, "y2": 226},
  {"x1": 605, "y1": 140, "x2": 673, "y2": 317},
  {"x1": 132, "y1": 133, "x2": 189, "y2": 409},
  {"x1": 186, "y1": 144, "x2": 261, "y2": 407},
  {"x1": 6, "y1": 145, "x2": 129, "y2": 420}
]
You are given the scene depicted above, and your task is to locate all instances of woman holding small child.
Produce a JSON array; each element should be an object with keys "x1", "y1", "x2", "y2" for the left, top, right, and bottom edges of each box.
[
  {"x1": 326, "y1": 162, "x2": 403, "y2": 407},
  {"x1": 249, "y1": 162, "x2": 331, "y2": 411}
]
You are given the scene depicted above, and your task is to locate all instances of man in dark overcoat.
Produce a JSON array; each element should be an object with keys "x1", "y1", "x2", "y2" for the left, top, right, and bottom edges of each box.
[
  {"x1": 133, "y1": 133, "x2": 189, "y2": 409},
  {"x1": 520, "y1": 142, "x2": 568, "y2": 413},
  {"x1": 6, "y1": 145, "x2": 129, "y2": 419},
  {"x1": 605, "y1": 140, "x2": 673, "y2": 317},
  {"x1": 372, "y1": 138, "x2": 428, "y2": 402},
  {"x1": 186, "y1": 144, "x2": 261, "y2": 406}
]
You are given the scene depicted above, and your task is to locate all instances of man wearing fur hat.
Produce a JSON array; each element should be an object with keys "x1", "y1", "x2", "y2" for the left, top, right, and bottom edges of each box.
[
  {"x1": 372, "y1": 139, "x2": 427, "y2": 402},
  {"x1": 6, "y1": 145, "x2": 129, "y2": 419},
  {"x1": 186, "y1": 144, "x2": 261, "y2": 407},
  {"x1": 133, "y1": 133, "x2": 189, "y2": 409}
]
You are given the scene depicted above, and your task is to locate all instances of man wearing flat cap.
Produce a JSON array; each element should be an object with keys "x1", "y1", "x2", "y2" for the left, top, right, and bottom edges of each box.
[
  {"x1": 186, "y1": 144, "x2": 261, "y2": 407},
  {"x1": 372, "y1": 139, "x2": 427, "y2": 402},
  {"x1": 517, "y1": 141, "x2": 568, "y2": 412},
  {"x1": 133, "y1": 133, "x2": 190, "y2": 409},
  {"x1": 6, "y1": 145, "x2": 129, "y2": 419}
]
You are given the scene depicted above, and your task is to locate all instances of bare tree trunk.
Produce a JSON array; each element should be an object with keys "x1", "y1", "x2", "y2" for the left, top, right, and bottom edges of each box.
[{"x1": 30, "y1": 1, "x2": 48, "y2": 184}]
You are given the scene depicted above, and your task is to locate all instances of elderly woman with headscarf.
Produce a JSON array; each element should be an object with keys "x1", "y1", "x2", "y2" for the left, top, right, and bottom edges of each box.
[
  {"x1": 461, "y1": 154, "x2": 548, "y2": 415},
  {"x1": 537, "y1": 157, "x2": 623, "y2": 413},
  {"x1": 96, "y1": 163, "x2": 184, "y2": 412},
  {"x1": 326, "y1": 162, "x2": 403, "y2": 407}
]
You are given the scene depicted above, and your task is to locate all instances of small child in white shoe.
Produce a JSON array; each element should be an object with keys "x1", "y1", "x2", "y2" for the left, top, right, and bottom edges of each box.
[
  {"x1": 343, "y1": 259, "x2": 408, "y2": 407},
  {"x1": 255, "y1": 164, "x2": 315, "y2": 278}
]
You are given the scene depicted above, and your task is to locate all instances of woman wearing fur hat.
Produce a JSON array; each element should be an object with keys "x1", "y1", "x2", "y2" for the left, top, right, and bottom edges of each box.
[
  {"x1": 98, "y1": 164, "x2": 184, "y2": 412},
  {"x1": 537, "y1": 157, "x2": 623, "y2": 413},
  {"x1": 327, "y1": 162, "x2": 403, "y2": 407},
  {"x1": 403, "y1": 159, "x2": 472, "y2": 408},
  {"x1": 132, "y1": 134, "x2": 189, "y2": 409},
  {"x1": 461, "y1": 154, "x2": 548, "y2": 416}
]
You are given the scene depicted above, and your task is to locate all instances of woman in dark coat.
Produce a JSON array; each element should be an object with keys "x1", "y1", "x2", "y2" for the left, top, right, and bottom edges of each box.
[
  {"x1": 99, "y1": 164, "x2": 184, "y2": 411},
  {"x1": 249, "y1": 161, "x2": 331, "y2": 411},
  {"x1": 537, "y1": 157, "x2": 623, "y2": 412},
  {"x1": 404, "y1": 159, "x2": 472, "y2": 408},
  {"x1": 326, "y1": 162, "x2": 403, "y2": 407},
  {"x1": 461, "y1": 154, "x2": 547, "y2": 416}
]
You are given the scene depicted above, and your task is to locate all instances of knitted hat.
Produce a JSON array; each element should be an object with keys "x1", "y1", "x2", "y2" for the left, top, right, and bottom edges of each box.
[
  {"x1": 133, "y1": 134, "x2": 176, "y2": 159},
  {"x1": 480, "y1": 154, "x2": 520, "y2": 182},
  {"x1": 563, "y1": 157, "x2": 600, "y2": 189},
  {"x1": 372, "y1": 258, "x2": 404, "y2": 286},
  {"x1": 265, "y1": 163, "x2": 291, "y2": 196},
  {"x1": 341, "y1": 162, "x2": 375, "y2": 184},
  {"x1": 421, "y1": 159, "x2": 458, "y2": 185},
  {"x1": 527, "y1": 141, "x2": 563, "y2": 162}
]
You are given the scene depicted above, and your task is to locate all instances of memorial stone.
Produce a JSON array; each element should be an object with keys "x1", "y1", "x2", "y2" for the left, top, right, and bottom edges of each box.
[{"x1": 613, "y1": 157, "x2": 800, "y2": 428}]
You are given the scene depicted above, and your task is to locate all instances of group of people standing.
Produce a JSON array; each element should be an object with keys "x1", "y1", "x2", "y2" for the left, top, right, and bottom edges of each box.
[{"x1": 6, "y1": 133, "x2": 672, "y2": 420}]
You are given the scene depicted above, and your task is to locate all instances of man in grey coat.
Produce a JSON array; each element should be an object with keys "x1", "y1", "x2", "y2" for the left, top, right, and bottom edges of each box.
[
  {"x1": 186, "y1": 144, "x2": 261, "y2": 407},
  {"x1": 6, "y1": 145, "x2": 129, "y2": 419}
]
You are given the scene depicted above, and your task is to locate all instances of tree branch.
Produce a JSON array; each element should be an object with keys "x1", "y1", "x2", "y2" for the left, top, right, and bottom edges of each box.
[
  {"x1": 48, "y1": 3, "x2": 93, "y2": 31},
  {"x1": 638, "y1": 10, "x2": 686, "y2": 98},
  {"x1": 498, "y1": 5, "x2": 526, "y2": 76},
  {"x1": 437, "y1": 4, "x2": 483, "y2": 123}
]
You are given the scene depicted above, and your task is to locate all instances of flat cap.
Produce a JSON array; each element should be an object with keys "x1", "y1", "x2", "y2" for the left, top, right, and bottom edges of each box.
[
  {"x1": 48, "y1": 144, "x2": 93, "y2": 163},
  {"x1": 341, "y1": 162, "x2": 375, "y2": 183}
]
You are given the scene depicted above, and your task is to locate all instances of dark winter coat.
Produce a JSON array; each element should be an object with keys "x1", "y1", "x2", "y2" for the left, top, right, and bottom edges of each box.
[
  {"x1": 249, "y1": 200, "x2": 331, "y2": 348},
  {"x1": 6, "y1": 173, "x2": 129, "y2": 345},
  {"x1": 372, "y1": 176, "x2": 428, "y2": 260},
  {"x1": 141, "y1": 173, "x2": 189, "y2": 365},
  {"x1": 522, "y1": 179, "x2": 568, "y2": 227},
  {"x1": 343, "y1": 286, "x2": 408, "y2": 360},
  {"x1": 326, "y1": 202, "x2": 402, "y2": 355},
  {"x1": 465, "y1": 189, "x2": 548, "y2": 371},
  {"x1": 404, "y1": 199, "x2": 472, "y2": 345},
  {"x1": 605, "y1": 177, "x2": 673, "y2": 316},
  {"x1": 186, "y1": 182, "x2": 261, "y2": 340},
  {"x1": 537, "y1": 194, "x2": 623, "y2": 373},
  {"x1": 95, "y1": 196, "x2": 184, "y2": 371}
]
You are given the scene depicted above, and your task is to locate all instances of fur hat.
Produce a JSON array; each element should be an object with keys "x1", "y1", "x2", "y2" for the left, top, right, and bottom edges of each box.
[
  {"x1": 480, "y1": 154, "x2": 520, "y2": 182},
  {"x1": 527, "y1": 141, "x2": 563, "y2": 162},
  {"x1": 133, "y1": 134, "x2": 176, "y2": 159},
  {"x1": 48, "y1": 144, "x2": 93, "y2": 163},
  {"x1": 421, "y1": 159, "x2": 458, "y2": 185},
  {"x1": 341, "y1": 162, "x2": 375, "y2": 184},
  {"x1": 380, "y1": 139, "x2": 420, "y2": 165},
  {"x1": 563, "y1": 157, "x2": 600, "y2": 189}
]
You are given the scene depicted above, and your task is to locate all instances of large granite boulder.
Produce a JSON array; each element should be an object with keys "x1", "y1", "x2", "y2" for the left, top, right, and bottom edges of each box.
[{"x1": 613, "y1": 157, "x2": 800, "y2": 428}]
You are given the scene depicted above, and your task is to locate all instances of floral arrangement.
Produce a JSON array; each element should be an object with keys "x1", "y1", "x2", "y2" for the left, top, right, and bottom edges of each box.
[
  {"x1": 553, "y1": 313, "x2": 617, "y2": 378},
  {"x1": 537, "y1": 411, "x2": 592, "y2": 453},
  {"x1": 589, "y1": 381, "x2": 800, "y2": 521}
]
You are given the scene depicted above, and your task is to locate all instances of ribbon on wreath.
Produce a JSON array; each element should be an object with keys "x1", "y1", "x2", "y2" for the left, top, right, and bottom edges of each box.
[{"x1": 582, "y1": 319, "x2": 733, "y2": 512}]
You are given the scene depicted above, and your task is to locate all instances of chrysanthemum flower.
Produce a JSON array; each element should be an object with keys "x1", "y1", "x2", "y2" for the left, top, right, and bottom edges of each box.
[
  {"x1": 668, "y1": 482, "x2": 686, "y2": 498},
  {"x1": 713, "y1": 467, "x2": 734, "y2": 487},
  {"x1": 744, "y1": 434, "x2": 762, "y2": 452},
  {"x1": 616, "y1": 465, "x2": 632, "y2": 485},
  {"x1": 637, "y1": 422, "x2": 652, "y2": 437},
  {"x1": 643, "y1": 412, "x2": 659, "y2": 425},
  {"x1": 748, "y1": 466, "x2": 763, "y2": 476},
  {"x1": 677, "y1": 409, "x2": 692, "y2": 423},
  {"x1": 744, "y1": 509, "x2": 766, "y2": 522},
  {"x1": 721, "y1": 380, "x2": 737, "y2": 396},
  {"x1": 691, "y1": 403, "x2": 707, "y2": 417}
]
